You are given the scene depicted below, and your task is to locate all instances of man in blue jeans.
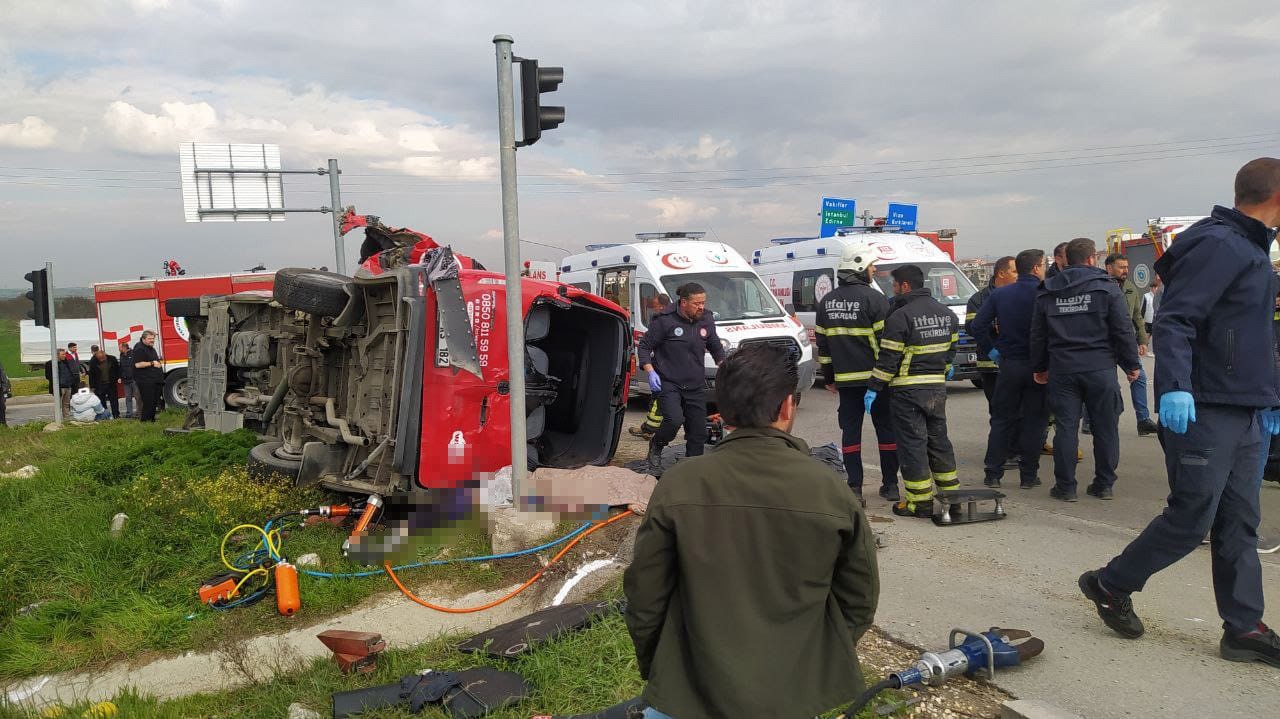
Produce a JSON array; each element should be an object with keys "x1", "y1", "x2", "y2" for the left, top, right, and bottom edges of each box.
[
  {"x1": 1080, "y1": 157, "x2": 1280, "y2": 667},
  {"x1": 1104, "y1": 254, "x2": 1159, "y2": 436}
]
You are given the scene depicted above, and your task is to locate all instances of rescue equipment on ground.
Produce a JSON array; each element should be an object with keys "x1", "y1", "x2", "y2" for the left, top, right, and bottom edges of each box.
[{"x1": 932, "y1": 488, "x2": 1007, "y2": 526}]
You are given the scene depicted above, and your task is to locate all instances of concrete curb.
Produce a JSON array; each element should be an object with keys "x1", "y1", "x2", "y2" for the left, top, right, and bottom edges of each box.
[
  {"x1": 1001, "y1": 699, "x2": 1084, "y2": 719},
  {"x1": 6, "y1": 395, "x2": 53, "y2": 407}
]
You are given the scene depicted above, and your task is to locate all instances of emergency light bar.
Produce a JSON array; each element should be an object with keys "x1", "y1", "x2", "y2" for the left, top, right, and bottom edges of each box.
[{"x1": 634, "y1": 232, "x2": 706, "y2": 241}]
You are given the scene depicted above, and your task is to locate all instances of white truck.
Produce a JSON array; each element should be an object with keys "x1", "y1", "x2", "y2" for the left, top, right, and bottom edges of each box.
[
  {"x1": 751, "y1": 228, "x2": 983, "y2": 384},
  {"x1": 559, "y1": 232, "x2": 816, "y2": 401}
]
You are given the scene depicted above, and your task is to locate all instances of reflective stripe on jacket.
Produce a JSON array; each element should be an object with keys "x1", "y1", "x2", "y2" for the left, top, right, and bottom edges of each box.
[
  {"x1": 814, "y1": 275, "x2": 891, "y2": 387},
  {"x1": 868, "y1": 288, "x2": 957, "y2": 391}
]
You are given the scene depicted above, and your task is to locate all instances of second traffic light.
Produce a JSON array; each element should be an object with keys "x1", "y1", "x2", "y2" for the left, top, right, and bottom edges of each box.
[
  {"x1": 516, "y1": 58, "x2": 564, "y2": 148},
  {"x1": 24, "y1": 268, "x2": 50, "y2": 328}
]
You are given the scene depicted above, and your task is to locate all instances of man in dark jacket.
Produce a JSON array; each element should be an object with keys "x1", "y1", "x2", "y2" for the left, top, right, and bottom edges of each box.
[
  {"x1": 625, "y1": 342, "x2": 878, "y2": 718},
  {"x1": 1081, "y1": 158, "x2": 1280, "y2": 667},
  {"x1": 45, "y1": 349, "x2": 77, "y2": 417},
  {"x1": 0, "y1": 360, "x2": 9, "y2": 426},
  {"x1": 868, "y1": 265, "x2": 959, "y2": 518},
  {"x1": 816, "y1": 241, "x2": 898, "y2": 504},
  {"x1": 118, "y1": 340, "x2": 138, "y2": 419},
  {"x1": 972, "y1": 249, "x2": 1048, "y2": 488},
  {"x1": 966, "y1": 256, "x2": 1016, "y2": 405},
  {"x1": 132, "y1": 331, "x2": 165, "y2": 422},
  {"x1": 87, "y1": 349, "x2": 121, "y2": 420},
  {"x1": 637, "y1": 283, "x2": 727, "y2": 476},
  {"x1": 1045, "y1": 242, "x2": 1068, "y2": 280},
  {"x1": 1031, "y1": 238, "x2": 1141, "y2": 501}
]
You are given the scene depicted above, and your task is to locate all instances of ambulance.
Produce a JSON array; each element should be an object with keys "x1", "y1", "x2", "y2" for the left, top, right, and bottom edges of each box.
[
  {"x1": 751, "y1": 228, "x2": 982, "y2": 384},
  {"x1": 94, "y1": 271, "x2": 276, "y2": 407},
  {"x1": 559, "y1": 232, "x2": 816, "y2": 401}
]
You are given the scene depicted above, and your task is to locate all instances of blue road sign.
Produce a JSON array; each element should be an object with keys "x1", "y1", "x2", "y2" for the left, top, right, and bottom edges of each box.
[
  {"x1": 886, "y1": 202, "x2": 918, "y2": 232},
  {"x1": 820, "y1": 197, "x2": 856, "y2": 238}
]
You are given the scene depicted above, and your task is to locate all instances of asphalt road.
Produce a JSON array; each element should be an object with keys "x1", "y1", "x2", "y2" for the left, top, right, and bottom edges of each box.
[
  {"x1": 621, "y1": 354, "x2": 1280, "y2": 717},
  {"x1": 2, "y1": 396, "x2": 57, "y2": 428}
]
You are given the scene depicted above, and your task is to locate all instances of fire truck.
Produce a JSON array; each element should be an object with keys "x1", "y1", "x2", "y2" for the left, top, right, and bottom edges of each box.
[
  {"x1": 1105, "y1": 216, "x2": 1208, "y2": 290},
  {"x1": 94, "y1": 272, "x2": 276, "y2": 407}
]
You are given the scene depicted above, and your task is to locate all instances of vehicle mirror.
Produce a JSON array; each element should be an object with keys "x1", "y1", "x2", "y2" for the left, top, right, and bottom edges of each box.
[{"x1": 783, "y1": 303, "x2": 796, "y2": 315}]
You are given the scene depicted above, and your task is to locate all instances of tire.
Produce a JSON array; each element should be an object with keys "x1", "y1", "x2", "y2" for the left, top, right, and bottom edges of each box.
[
  {"x1": 970, "y1": 377, "x2": 983, "y2": 389},
  {"x1": 165, "y1": 296, "x2": 202, "y2": 318},
  {"x1": 164, "y1": 368, "x2": 191, "y2": 408},
  {"x1": 247, "y1": 441, "x2": 302, "y2": 482},
  {"x1": 273, "y1": 267, "x2": 352, "y2": 317}
]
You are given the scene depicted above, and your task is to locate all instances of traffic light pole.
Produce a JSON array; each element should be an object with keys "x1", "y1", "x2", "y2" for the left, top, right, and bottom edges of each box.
[
  {"x1": 493, "y1": 34, "x2": 528, "y2": 505},
  {"x1": 45, "y1": 262, "x2": 62, "y2": 425}
]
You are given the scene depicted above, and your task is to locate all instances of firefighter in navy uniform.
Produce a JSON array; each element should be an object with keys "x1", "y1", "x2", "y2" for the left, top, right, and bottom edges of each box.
[
  {"x1": 1030, "y1": 237, "x2": 1140, "y2": 502},
  {"x1": 815, "y1": 241, "x2": 899, "y2": 506},
  {"x1": 1082, "y1": 159, "x2": 1280, "y2": 667},
  {"x1": 966, "y1": 256, "x2": 1016, "y2": 405},
  {"x1": 637, "y1": 282, "x2": 728, "y2": 477},
  {"x1": 867, "y1": 264, "x2": 960, "y2": 518}
]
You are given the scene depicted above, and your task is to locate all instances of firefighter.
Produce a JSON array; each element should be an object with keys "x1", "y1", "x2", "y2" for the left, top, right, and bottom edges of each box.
[
  {"x1": 815, "y1": 241, "x2": 899, "y2": 506},
  {"x1": 867, "y1": 264, "x2": 959, "y2": 518},
  {"x1": 628, "y1": 294, "x2": 673, "y2": 441},
  {"x1": 1030, "y1": 237, "x2": 1141, "y2": 501},
  {"x1": 1082, "y1": 159, "x2": 1280, "y2": 666},
  {"x1": 971, "y1": 249, "x2": 1049, "y2": 488},
  {"x1": 966, "y1": 256, "x2": 1016, "y2": 406},
  {"x1": 637, "y1": 282, "x2": 727, "y2": 477}
]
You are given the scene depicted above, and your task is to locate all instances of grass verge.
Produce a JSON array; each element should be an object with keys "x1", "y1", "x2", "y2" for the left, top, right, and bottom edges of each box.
[
  {"x1": 0, "y1": 417, "x2": 535, "y2": 681},
  {"x1": 0, "y1": 321, "x2": 39, "y2": 379}
]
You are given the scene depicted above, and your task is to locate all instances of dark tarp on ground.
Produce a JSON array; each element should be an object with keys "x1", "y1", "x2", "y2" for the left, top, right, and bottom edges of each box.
[{"x1": 456, "y1": 600, "x2": 620, "y2": 659}]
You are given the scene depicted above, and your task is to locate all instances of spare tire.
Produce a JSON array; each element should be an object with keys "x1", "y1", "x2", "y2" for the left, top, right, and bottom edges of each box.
[
  {"x1": 274, "y1": 268, "x2": 352, "y2": 317},
  {"x1": 247, "y1": 441, "x2": 302, "y2": 483},
  {"x1": 165, "y1": 296, "x2": 202, "y2": 319}
]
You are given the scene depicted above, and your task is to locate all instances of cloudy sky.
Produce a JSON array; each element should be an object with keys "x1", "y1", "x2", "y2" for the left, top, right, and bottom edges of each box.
[{"x1": 3, "y1": 0, "x2": 1279, "y2": 285}]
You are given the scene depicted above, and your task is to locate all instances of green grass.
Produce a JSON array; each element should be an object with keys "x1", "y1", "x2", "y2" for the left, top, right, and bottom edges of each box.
[
  {"x1": 0, "y1": 319, "x2": 39, "y2": 379},
  {"x1": 0, "y1": 583, "x2": 901, "y2": 719},
  {"x1": 0, "y1": 418, "x2": 522, "y2": 681}
]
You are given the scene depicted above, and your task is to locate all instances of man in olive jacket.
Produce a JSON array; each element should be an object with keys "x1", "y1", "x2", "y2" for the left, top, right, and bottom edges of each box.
[{"x1": 624, "y1": 342, "x2": 880, "y2": 719}]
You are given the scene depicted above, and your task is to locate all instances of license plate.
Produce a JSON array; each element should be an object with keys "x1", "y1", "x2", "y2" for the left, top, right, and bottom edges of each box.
[{"x1": 961, "y1": 352, "x2": 977, "y2": 364}]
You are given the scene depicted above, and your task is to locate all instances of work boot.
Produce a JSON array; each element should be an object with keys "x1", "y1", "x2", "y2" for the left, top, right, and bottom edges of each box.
[
  {"x1": 1020, "y1": 477, "x2": 1042, "y2": 489},
  {"x1": 1076, "y1": 448, "x2": 1083, "y2": 462},
  {"x1": 1221, "y1": 624, "x2": 1280, "y2": 668},
  {"x1": 1086, "y1": 484, "x2": 1114, "y2": 500},
  {"x1": 983, "y1": 476, "x2": 1001, "y2": 488},
  {"x1": 892, "y1": 501, "x2": 933, "y2": 519},
  {"x1": 628, "y1": 426, "x2": 654, "y2": 439},
  {"x1": 1041, "y1": 442, "x2": 1054, "y2": 456},
  {"x1": 1002, "y1": 455, "x2": 1021, "y2": 470},
  {"x1": 1137, "y1": 419, "x2": 1159, "y2": 436},
  {"x1": 1082, "y1": 421, "x2": 1092, "y2": 435},
  {"x1": 646, "y1": 445, "x2": 664, "y2": 478},
  {"x1": 878, "y1": 485, "x2": 901, "y2": 503},
  {"x1": 1078, "y1": 570, "x2": 1144, "y2": 638},
  {"x1": 1049, "y1": 486, "x2": 1078, "y2": 502}
]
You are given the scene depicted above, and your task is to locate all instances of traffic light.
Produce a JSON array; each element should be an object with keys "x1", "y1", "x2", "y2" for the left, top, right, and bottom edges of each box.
[
  {"x1": 516, "y1": 58, "x2": 564, "y2": 148},
  {"x1": 24, "y1": 268, "x2": 49, "y2": 327}
]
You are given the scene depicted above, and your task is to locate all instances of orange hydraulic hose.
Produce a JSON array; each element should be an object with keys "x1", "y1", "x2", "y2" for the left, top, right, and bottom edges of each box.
[{"x1": 384, "y1": 509, "x2": 635, "y2": 613}]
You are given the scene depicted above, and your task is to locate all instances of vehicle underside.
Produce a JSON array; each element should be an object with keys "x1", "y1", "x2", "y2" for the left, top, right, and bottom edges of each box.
[{"x1": 174, "y1": 213, "x2": 632, "y2": 497}]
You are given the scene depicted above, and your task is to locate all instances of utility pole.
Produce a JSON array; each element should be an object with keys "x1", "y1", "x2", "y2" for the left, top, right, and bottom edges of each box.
[
  {"x1": 45, "y1": 262, "x2": 61, "y2": 425},
  {"x1": 494, "y1": 34, "x2": 528, "y2": 504},
  {"x1": 327, "y1": 158, "x2": 346, "y2": 274}
]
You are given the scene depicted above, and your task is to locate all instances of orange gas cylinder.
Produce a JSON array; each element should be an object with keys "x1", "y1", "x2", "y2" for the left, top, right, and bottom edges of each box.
[{"x1": 275, "y1": 561, "x2": 300, "y2": 616}]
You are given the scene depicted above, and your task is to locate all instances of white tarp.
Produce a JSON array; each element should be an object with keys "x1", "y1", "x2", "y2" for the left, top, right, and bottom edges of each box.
[{"x1": 19, "y1": 319, "x2": 102, "y2": 364}]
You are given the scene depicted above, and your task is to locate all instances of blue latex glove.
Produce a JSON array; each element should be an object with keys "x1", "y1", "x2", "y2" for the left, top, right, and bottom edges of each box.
[
  {"x1": 647, "y1": 370, "x2": 662, "y2": 393},
  {"x1": 946, "y1": 365, "x2": 955, "y2": 381},
  {"x1": 1158, "y1": 391, "x2": 1196, "y2": 434},
  {"x1": 1262, "y1": 408, "x2": 1280, "y2": 436},
  {"x1": 988, "y1": 348, "x2": 1000, "y2": 365},
  {"x1": 864, "y1": 389, "x2": 877, "y2": 415}
]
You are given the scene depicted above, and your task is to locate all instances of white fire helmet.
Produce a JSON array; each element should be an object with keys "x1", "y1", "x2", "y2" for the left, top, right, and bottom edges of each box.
[{"x1": 837, "y1": 241, "x2": 882, "y2": 273}]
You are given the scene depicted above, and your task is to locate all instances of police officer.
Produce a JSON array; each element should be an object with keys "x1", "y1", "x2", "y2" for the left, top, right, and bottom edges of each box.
[
  {"x1": 867, "y1": 264, "x2": 959, "y2": 518},
  {"x1": 816, "y1": 241, "x2": 899, "y2": 506},
  {"x1": 1030, "y1": 238, "x2": 1141, "y2": 501},
  {"x1": 1081, "y1": 158, "x2": 1280, "y2": 667},
  {"x1": 638, "y1": 282, "x2": 727, "y2": 477},
  {"x1": 971, "y1": 249, "x2": 1048, "y2": 489}
]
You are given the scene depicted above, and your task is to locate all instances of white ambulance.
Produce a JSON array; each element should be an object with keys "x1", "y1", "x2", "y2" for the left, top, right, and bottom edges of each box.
[
  {"x1": 751, "y1": 228, "x2": 982, "y2": 384},
  {"x1": 559, "y1": 232, "x2": 816, "y2": 401}
]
